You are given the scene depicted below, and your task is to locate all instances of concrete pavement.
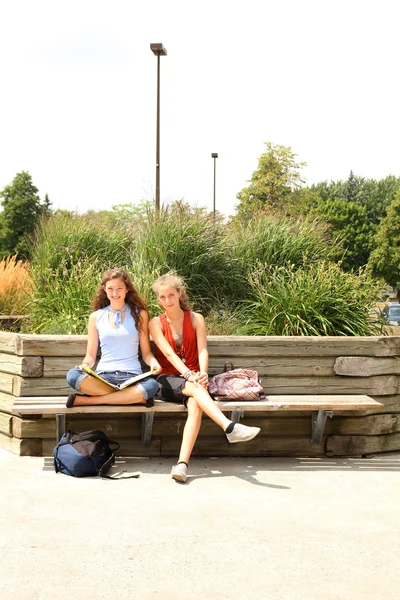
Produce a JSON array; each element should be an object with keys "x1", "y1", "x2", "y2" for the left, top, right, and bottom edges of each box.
[{"x1": 1, "y1": 449, "x2": 400, "y2": 600}]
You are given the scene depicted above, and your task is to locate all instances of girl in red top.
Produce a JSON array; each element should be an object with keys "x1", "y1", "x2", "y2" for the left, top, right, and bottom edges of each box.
[{"x1": 149, "y1": 273, "x2": 260, "y2": 483}]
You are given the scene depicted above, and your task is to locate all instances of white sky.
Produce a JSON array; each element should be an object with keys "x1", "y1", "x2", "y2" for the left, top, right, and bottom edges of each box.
[{"x1": 0, "y1": 0, "x2": 399, "y2": 216}]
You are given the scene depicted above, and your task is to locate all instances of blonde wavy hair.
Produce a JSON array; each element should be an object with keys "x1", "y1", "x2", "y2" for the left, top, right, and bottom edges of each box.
[{"x1": 153, "y1": 273, "x2": 192, "y2": 311}]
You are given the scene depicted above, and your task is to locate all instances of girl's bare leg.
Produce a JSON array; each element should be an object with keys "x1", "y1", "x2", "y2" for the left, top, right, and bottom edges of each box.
[
  {"x1": 182, "y1": 382, "x2": 231, "y2": 431},
  {"x1": 178, "y1": 397, "x2": 203, "y2": 464},
  {"x1": 79, "y1": 376, "x2": 116, "y2": 396},
  {"x1": 73, "y1": 384, "x2": 146, "y2": 406}
]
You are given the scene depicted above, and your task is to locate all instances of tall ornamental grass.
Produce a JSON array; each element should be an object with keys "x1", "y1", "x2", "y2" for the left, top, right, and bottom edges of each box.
[
  {"x1": 127, "y1": 203, "x2": 236, "y2": 314},
  {"x1": 21, "y1": 205, "x2": 383, "y2": 336},
  {"x1": 0, "y1": 255, "x2": 33, "y2": 315},
  {"x1": 31, "y1": 212, "x2": 133, "y2": 270},
  {"x1": 224, "y1": 213, "x2": 337, "y2": 275},
  {"x1": 236, "y1": 262, "x2": 382, "y2": 336}
]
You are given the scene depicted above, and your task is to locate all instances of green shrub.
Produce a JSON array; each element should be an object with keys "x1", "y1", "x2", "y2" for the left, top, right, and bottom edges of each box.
[{"x1": 236, "y1": 262, "x2": 382, "y2": 336}]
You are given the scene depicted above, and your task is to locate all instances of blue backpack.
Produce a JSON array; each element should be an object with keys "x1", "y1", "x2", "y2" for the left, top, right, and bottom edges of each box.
[{"x1": 53, "y1": 429, "x2": 139, "y2": 479}]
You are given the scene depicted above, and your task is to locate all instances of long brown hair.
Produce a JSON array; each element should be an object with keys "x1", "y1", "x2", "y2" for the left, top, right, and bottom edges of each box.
[
  {"x1": 92, "y1": 268, "x2": 148, "y2": 331},
  {"x1": 153, "y1": 273, "x2": 192, "y2": 311}
]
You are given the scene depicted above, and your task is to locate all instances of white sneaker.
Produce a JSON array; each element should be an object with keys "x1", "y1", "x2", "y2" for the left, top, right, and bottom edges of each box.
[
  {"x1": 171, "y1": 463, "x2": 188, "y2": 483},
  {"x1": 226, "y1": 423, "x2": 261, "y2": 444}
]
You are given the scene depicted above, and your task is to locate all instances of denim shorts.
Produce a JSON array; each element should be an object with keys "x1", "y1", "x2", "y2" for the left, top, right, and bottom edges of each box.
[{"x1": 66, "y1": 367, "x2": 160, "y2": 400}]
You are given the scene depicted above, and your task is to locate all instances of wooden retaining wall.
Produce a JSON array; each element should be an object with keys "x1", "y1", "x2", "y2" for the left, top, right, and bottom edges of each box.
[{"x1": 1, "y1": 332, "x2": 400, "y2": 458}]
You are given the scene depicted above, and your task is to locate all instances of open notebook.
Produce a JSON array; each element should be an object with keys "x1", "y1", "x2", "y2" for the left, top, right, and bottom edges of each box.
[{"x1": 82, "y1": 365, "x2": 157, "y2": 391}]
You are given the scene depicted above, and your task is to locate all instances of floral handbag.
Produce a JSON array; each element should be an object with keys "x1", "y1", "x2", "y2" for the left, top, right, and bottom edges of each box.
[{"x1": 208, "y1": 361, "x2": 264, "y2": 401}]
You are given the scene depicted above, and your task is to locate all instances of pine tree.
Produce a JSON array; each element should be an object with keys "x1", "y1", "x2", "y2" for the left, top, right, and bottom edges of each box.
[{"x1": 0, "y1": 171, "x2": 45, "y2": 258}]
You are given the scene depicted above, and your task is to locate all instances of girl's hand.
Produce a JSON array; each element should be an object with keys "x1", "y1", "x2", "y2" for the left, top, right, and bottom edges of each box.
[
  {"x1": 196, "y1": 371, "x2": 209, "y2": 388},
  {"x1": 150, "y1": 358, "x2": 162, "y2": 375},
  {"x1": 76, "y1": 363, "x2": 90, "y2": 370}
]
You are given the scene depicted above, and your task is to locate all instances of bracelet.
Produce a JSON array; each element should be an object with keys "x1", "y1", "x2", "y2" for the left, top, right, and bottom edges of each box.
[{"x1": 183, "y1": 370, "x2": 194, "y2": 380}]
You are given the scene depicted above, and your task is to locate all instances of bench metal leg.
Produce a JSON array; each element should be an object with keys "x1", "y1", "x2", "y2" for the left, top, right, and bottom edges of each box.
[
  {"x1": 56, "y1": 414, "x2": 66, "y2": 442},
  {"x1": 142, "y1": 412, "x2": 155, "y2": 445},
  {"x1": 230, "y1": 410, "x2": 244, "y2": 424},
  {"x1": 311, "y1": 410, "x2": 333, "y2": 444}
]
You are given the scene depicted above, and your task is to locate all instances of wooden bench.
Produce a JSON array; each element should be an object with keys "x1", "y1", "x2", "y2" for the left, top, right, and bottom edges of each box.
[{"x1": 12, "y1": 394, "x2": 383, "y2": 446}]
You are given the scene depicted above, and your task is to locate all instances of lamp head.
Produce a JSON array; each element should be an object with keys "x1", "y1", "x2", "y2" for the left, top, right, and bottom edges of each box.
[{"x1": 150, "y1": 43, "x2": 167, "y2": 56}]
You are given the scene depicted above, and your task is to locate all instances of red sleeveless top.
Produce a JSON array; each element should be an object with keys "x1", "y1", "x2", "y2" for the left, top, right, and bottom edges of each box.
[{"x1": 156, "y1": 311, "x2": 200, "y2": 375}]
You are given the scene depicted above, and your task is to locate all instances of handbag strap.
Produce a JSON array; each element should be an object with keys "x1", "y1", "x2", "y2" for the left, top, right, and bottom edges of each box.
[{"x1": 223, "y1": 361, "x2": 235, "y2": 372}]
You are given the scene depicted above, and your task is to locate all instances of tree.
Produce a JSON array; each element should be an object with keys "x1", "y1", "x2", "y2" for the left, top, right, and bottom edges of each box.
[
  {"x1": 344, "y1": 170, "x2": 360, "y2": 204},
  {"x1": 236, "y1": 142, "x2": 306, "y2": 217},
  {"x1": 0, "y1": 171, "x2": 49, "y2": 259},
  {"x1": 311, "y1": 174, "x2": 400, "y2": 225},
  {"x1": 312, "y1": 198, "x2": 375, "y2": 270},
  {"x1": 368, "y1": 190, "x2": 400, "y2": 287},
  {"x1": 42, "y1": 193, "x2": 52, "y2": 218}
]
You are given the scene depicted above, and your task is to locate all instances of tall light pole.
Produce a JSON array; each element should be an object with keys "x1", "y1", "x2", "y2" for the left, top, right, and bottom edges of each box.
[
  {"x1": 211, "y1": 153, "x2": 218, "y2": 220},
  {"x1": 150, "y1": 43, "x2": 167, "y2": 212}
]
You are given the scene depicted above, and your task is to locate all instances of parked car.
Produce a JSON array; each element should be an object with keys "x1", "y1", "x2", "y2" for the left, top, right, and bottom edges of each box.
[{"x1": 382, "y1": 303, "x2": 400, "y2": 325}]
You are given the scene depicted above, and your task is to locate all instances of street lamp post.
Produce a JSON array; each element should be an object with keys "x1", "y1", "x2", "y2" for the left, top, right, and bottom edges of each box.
[
  {"x1": 211, "y1": 153, "x2": 218, "y2": 220},
  {"x1": 150, "y1": 43, "x2": 167, "y2": 211}
]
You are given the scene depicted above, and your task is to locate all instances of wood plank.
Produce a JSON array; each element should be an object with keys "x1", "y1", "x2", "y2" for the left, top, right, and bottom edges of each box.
[
  {"x1": 65, "y1": 416, "x2": 142, "y2": 438},
  {"x1": 12, "y1": 416, "x2": 56, "y2": 439},
  {"x1": 12, "y1": 395, "x2": 383, "y2": 415},
  {"x1": 334, "y1": 356, "x2": 400, "y2": 377},
  {"x1": 153, "y1": 416, "x2": 312, "y2": 437},
  {"x1": 261, "y1": 375, "x2": 398, "y2": 395},
  {"x1": 208, "y1": 357, "x2": 335, "y2": 377},
  {"x1": 206, "y1": 336, "x2": 400, "y2": 357},
  {"x1": 11, "y1": 333, "x2": 400, "y2": 358},
  {"x1": 161, "y1": 435, "x2": 326, "y2": 457},
  {"x1": 0, "y1": 331, "x2": 18, "y2": 353},
  {"x1": 0, "y1": 372, "x2": 15, "y2": 394},
  {"x1": 15, "y1": 334, "x2": 87, "y2": 356},
  {"x1": 327, "y1": 433, "x2": 400, "y2": 456},
  {"x1": 12, "y1": 400, "x2": 186, "y2": 415},
  {"x1": 43, "y1": 357, "x2": 82, "y2": 377},
  {"x1": 14, "y1": 355, "x2": 337, "y2": 378},
  {"x1": 0, "y1": 412, "x2": 12, "y2": 435},
  {"x1": 0, "y1": 431, "x2": 42, "y2": 455},
  {"x1": 14, "y1": 377, "x2": 71, "y2": 396},
  {"x1": 334, "y1": 395, "x2": 400, "y2": 416},
  {"x1": 0, "y1": 352, "x2": 43, "y2": 377},
  {"x1": 0, "y1": 391, "x2": 17, "y2": 414},
  {"x1": 327, "y1": 414, "x2": 400, "y2": 436}
]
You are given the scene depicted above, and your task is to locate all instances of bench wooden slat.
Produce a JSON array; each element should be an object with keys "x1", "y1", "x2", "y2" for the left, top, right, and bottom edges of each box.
[
  {"x1": 10, "y1": 394, "x2": 384, "y2": 447},
  {"x1": 12, "y1": 395, "x2": 383, "y2": 416}
]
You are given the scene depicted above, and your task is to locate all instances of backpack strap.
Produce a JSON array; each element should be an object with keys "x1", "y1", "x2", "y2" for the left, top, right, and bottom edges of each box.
[{"x1": 98, "y1": 453, "x2": 140, "y2": 480}]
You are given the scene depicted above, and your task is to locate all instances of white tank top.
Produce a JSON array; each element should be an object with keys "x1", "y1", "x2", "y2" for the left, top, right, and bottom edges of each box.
[{"x1": 95, "y1": 306, "x2": 142, "y2": 373}]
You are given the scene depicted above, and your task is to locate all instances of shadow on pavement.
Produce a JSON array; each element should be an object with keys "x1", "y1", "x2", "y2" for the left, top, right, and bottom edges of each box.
[{"x1": 41, "y1": 452, "x2": 400, "y2": 488}]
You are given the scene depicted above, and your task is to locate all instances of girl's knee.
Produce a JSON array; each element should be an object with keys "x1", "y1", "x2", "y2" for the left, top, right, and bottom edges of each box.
[
  {"x1": 66, "y1": 367, "x2": 87, "y2": 391},
  {"x1": 187, "y1": 397, "x2": 203, "y2": 415},
  {"x1": 138, "y1": 377, "x2": 160, "y2": 400}
]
